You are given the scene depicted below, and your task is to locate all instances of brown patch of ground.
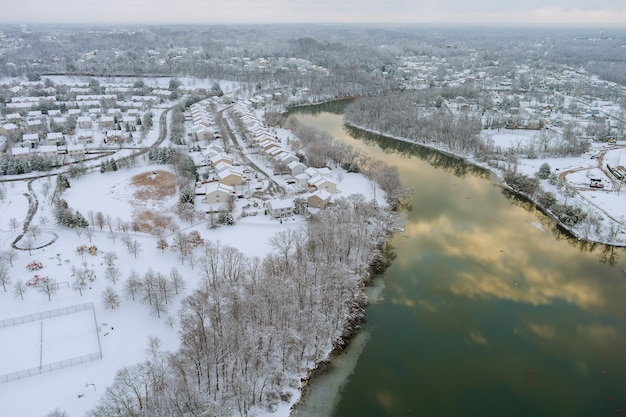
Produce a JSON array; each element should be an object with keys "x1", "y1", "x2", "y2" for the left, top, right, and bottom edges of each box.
[
  {"x1": 130, "y1": 170, "x2": 177, "y2": 233},
  {"x1": 131, "y1": 170, "x2": 177, "y2": 201},
  {"x1": 133, "y1": 209, "x2": 173, "y2": 233}
]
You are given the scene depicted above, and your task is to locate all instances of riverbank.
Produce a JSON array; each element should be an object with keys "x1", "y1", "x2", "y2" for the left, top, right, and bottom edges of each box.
[{"x1": 342, "y1": 120, "x2": 626, "y2": 247}]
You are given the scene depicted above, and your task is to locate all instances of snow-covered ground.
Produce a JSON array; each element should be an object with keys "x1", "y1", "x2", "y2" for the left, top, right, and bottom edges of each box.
[
  {"x1": 0, "y1": 150, "x2": 378, "y2": 417},
  {"x1": 487, "y1": 129, "x2": 626, "y2": 243}
]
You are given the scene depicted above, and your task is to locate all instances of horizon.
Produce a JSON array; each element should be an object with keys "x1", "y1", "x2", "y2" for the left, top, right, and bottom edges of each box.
[{"x1": 1, "y1": 1, "x2": 625, "y2": 28}]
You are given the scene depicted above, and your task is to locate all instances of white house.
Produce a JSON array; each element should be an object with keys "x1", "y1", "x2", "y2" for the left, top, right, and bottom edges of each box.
[
  {"x1": 288, "y1": 161, "x2": 307, "y2": 176},
  {"x1": 267, "y1": 198, "x2": 294, "y2": 218}
]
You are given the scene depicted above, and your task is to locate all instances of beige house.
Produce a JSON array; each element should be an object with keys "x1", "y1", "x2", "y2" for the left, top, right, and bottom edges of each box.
[
  {"x1": 217, "y1": 169, "x2": 243, "y2": 187},
  {"x1": 307, "y1": 189, "x2": 332, "y2": 208},
  {"x1": 204, "y1": 182, "x2": 235, "y2": 204},
  {"x1": 308, "y1": 175, "x2": 337, "y2": 194},
  {"x1": 209, "y1": 153, "x2": 233, "y2": 167}
]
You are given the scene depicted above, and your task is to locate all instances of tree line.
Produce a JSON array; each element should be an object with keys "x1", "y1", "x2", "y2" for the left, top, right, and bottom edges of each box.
[{"x1": 88, "y1": 194, "x2": 393, "y2": 417}]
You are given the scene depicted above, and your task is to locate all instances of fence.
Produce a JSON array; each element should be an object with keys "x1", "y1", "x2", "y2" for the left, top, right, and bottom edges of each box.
[
  {"x1": 0, "y1": 302, "x2": 102, "y2": 384},
  {"x1": 0, "y1": 352, "x2": 102, "y2": 384},
  {"x1": 0, "y1": 302, "x2": 94, "y2": 328}
]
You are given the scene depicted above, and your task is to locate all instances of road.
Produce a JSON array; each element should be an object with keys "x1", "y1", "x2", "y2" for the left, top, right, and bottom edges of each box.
[
  {"x1": 216, "y1": 107, "x2": 286, "y2": 196},
  {"x1": 5, "y1": 105, "x2": 175, "y2": 250}
]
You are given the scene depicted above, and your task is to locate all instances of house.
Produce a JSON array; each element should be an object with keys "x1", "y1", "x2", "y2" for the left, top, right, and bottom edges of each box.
[
  {"x1": 209, "y1": 153, "x2": 233, "y2": 167},
  {"x1": 77, "y1": 116, "x2": 93, "y2": 129},
  {"x1": 100, "y1": 116, "x2": 116, "y2": 130},
  {"x1": 214, "y1": 161, "x2": 234, "y2": 173},
  {"x1": 121, "y1": 115, "x2": 137, "y2": 128},
  {"x1": 267, "y1": 198, "x2": 294, "y2": 218},
  {"x1": 26, "y1": 119, "x2": 42, "y2": 133},
  {"x1": 308, "y1": 175, "x2": 337, "y2": 194},
  {"x1": 278, "y1": 153, "x2": 299, "y2": 166},
  {"x1": 288, "y1": 161, "x2": 307, "y2": 176},
  {"x1": 22, "y1": 133, "x2": 40, "y2": 146},
  {"x1": 0, "y1": 123, "x2": 19, "y2": 136},
  {"x1": 6, "y1": 113, "x2": 22, "y2": 123},
  {"x1": 306, "y1": 166, "x2": 332, "y2": 178},
  {"x1": 307, "y1": 189, "x2": 332, "y2": 209},
  {"x1": 204, "y1": 182, "x2": 235, "y2": 204},
  {"x1": 45, "y1": 132, "x2": 64, "y2": 145},
  {"x1": 217, "y1": 168, "x2": 243, "y2": 187}
]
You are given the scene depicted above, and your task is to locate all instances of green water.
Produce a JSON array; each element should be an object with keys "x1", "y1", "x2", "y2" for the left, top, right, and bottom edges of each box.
[{"x1": 291, "y1": 103, "x2": 626, "y2": 417}]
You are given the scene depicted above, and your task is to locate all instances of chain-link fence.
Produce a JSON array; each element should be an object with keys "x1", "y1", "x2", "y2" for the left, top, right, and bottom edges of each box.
[{"x1": 0, "y1": 303, "x2": 102, "y2": 384}]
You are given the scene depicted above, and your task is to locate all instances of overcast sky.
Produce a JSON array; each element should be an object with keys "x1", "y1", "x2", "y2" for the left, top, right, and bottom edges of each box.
[{"x1": 1, "y1": 0, "x2": 625, "y2": 26}]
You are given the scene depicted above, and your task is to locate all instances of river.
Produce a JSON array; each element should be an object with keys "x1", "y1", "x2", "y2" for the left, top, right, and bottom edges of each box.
[{"x1": 290, "y1": 102, "x2": 626, "y2": 417}]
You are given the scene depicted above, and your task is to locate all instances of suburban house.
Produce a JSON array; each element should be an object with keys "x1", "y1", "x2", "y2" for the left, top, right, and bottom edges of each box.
[
  {"x1": 307, "y1": 189, "x2": 332, "y2": 209},
  {"x1": 204, "y1": 182, "x2": 235, "y2": 204},
  {"x1": 305, "y1": 166, "x2": 332, "y2": 178},
  {"x1": 217, "y1": 168, "x2": 243, "y2": 187},
  {"x1": 45, "y1": 132, "x2": 64, "y2": 145},
  {"x1": 209, "y1": 153, "x2": 233, "y2": 167},
  {"x1": 77, "y1": 116, "x2": 93, "y2": 129},
  {"x1": 267, "y1": 198, "x2": 294, "y2": 218},
  {"x1": 308, "y1": 175, "x2": 337, "y2": 194},
  {"x1": 277, "y1": 152, "x2": 299, "y2": 166},
  {"x1": 26, "y1": 119, "x2": 42, "y2": 133},
  {"x1": 100, "y1": 116, "x2": 116, "y2": 131},
  {"x1": 0, "y1": 123, "x2": 19, "y2": 136},
  {"x1": 288, "y1": 161, "x2": 307, "y2": 176},
  {"x1": 22, "y1": 133, "x2": 40, "y2": 147}
]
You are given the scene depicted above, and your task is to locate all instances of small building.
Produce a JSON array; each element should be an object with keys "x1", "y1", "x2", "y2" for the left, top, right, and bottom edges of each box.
[
  {"x1": 307, "y1": 189, "x2": 332, "y2": 209},
  {"x1": 45, "y1": 132, "x2": 64, "y2": 146},
  {"x1": 205, "y1": 182, "x2": 235, "y2": 204},
  {"x1": 77, "y1": 116, "x2": 93, "y2": 129},
  {"x1": 209, "y1": 153, "x2": 234, "y2": 167},
  {"x1": 308, "y1": 175, "x2": 337, "y2": 194},
  {"x1": 217, "y1": 168, "x2": 243, "y2": 187},
  {"x1": 288, "y1": 161, "x2": 307, "y2": 177},
  {"x1": 267, "y1": 198, "x2": 294, "y2": 218}
]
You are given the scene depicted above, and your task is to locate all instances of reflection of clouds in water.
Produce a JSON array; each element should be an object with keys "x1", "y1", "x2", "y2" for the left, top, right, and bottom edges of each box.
[
  {"x1": 399, "y1": 213, "x2": 603, "y2": 310},
  {"x1": 527, "y1": 323, "x2": 557, "y2": 339},
  {"x1": 375, "y1": 389, "x2": 399, "y2": 414},
  {"x1": 577, "y1": 324, "x2": 618, "y2": 345},
  {"x1": 468, "y1": 330, "x2": 488, "y2": 345}
]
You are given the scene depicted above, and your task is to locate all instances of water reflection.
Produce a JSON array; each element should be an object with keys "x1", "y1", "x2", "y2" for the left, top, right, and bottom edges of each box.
[{"x1": 290, "y1": 105, "x2": 626, "y2": 417}]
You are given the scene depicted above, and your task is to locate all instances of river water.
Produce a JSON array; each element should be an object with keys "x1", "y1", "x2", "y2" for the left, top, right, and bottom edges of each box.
[{"x1": 290, "y1": 103, "x2": 626, "y2": 417}]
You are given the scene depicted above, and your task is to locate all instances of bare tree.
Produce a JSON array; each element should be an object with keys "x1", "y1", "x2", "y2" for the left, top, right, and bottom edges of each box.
[
  {"x1": 169, "y1": 267, "x2": 186, "y2": 295},
  {"x1": 128, "y1": 239, "x2": 142, "y2": 259},
  {"x1": 124, "y1": 270, "x2": 142, "y2": 301},
  {"x1": 72, "y1": 273, "x2": 88, "y2": 296},
  {"x1": 23, "y1": 235, "x2": 35, "y2": 255},
  {"x1": 105, "y1": 266, "x2": 121, "y2": 284},
  {"x1": 9, "y1": 218, "x2": 19, "y2": 232},
  {"x1": 39, "y1": 279, "x2": 58, "y2": 301},
  {"x1": 146, "y1": 335, "x2": 162, "y2": 359},
  {"x1": 13, "y1": 279, "x2": 26, "y2": 300},
  {"x1": 172, "y1": 231, "x2": 190, "y2": 264},
  {"x1": 0, "y1": 263, "x2": 11, "y2": 291},
  {"x1": 0, "y1": 248, "x2": 17, "y2": 267},
  {"x1": 156, "y1": 237, "x2": 169, "y2": 253},
  {"x1": 102, "y1": 286, "x2": 121, "y2": 310},
  {"x1": 95, "y1": 211, "x2": 105, "y2": 230},
  {"x1": 103, "y1": 251, "x2": 118, "y2": 269}
]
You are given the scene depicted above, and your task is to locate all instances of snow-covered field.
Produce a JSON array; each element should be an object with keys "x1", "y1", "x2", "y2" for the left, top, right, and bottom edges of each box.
[
  {"x1": 480, "y1": 129, "x2": 626, "y2": 243},
  {"x1": 0, "y1": 152, "x2": 377, "y2": 417}
]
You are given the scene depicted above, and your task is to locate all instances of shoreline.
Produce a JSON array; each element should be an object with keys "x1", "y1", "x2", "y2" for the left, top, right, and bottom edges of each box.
[{"x1": 342, "y1": 119, "x2": 626, "y2": 248}]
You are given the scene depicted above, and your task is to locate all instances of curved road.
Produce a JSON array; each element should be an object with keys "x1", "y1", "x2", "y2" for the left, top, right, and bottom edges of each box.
[
  {"x1": 7, "y1": 105, "x2": 174, "y2": 250},
  {"x1": 558, "y1": 146, "x2": 626, "y2": 225}
]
